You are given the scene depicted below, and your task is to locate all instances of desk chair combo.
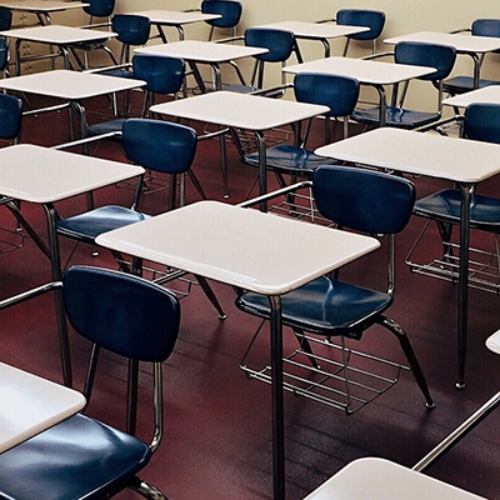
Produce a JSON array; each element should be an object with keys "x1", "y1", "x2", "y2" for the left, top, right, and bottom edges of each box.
[
  {"x1": 406, "y1": 102, "x2": 500, "y2": 294},
  {"x1": 305, "y1": 328, "x2": 500, "y2": 499},
  {"x1": 57, "y1": 118, "x2": 224, "y2": 318},
  {"x1": 352, "y1": 41, "x2": 457, "y2": 129},
  {"x1": 318, "y1": 9, "x2": 386, "y2": 57},
  {"x1": 443, "y1": 18, "x2": 500, "y2": 95},
  {"x1": 0, "y1": 265, "x2": 180, "y2": 500},
  {"x1": 237, "y1": 165, "x2": 435, "y2": 414}
]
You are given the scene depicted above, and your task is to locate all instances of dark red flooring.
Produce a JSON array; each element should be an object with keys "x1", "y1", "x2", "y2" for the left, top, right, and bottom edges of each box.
[{"x1": 1, "y1": 93, "x2": 500, "y2": 499}]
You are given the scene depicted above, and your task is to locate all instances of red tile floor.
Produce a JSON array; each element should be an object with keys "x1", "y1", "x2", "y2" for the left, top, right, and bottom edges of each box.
[{"x1": 2, "y1": 92, "x2": 500, "y2": 499}]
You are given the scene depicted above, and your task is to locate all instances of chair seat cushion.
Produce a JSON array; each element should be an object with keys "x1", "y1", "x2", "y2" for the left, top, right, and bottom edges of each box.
[
  {"x1": 244, "y1": 144, "x2": 337, "y2": 175},
  {"x1": 352, "y1": 106, "x2": 440, "y2": 129},
  {"x1": 443, "y1": 75, "x2": 500, "y2": 95},
  {"x1": 0, "y1": 413, "x2": 151, "y2": 500},
  {"x1": 57, "y1": 205, "x2": 150, "y2": 242},
  {"x1": 236, "y1": 276, "x2": 392, "y2": 338},
  {"x1": 414, "y1": 189, "x2": 500, "y2": 230},
  {"x1": 86, "y1": 118, "x2": 127, "y2": 137}
]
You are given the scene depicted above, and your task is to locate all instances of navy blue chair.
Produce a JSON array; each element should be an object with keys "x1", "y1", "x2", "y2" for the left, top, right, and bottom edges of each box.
[
  {"x1": 0, "y1": 265, "x2": 180, "y2": 500},
  {"x1": 202, "y1": 0, "x2": 242, "y2": 40},
  {"x1": 0, "y1": 6, "x2": 11, "y2": 31},
  {"x1": 236, "y1": 73, "x2": 360, "y2": 182},
  {"x1": 0, "y1": 38, "x2": 9, "y2": 78},
  {"x1": 82, "y1": 0, "x2": 114, "y2": 27},
  {"x1": 223, "y1": 27, "x2": 299, "y2": 94},
  {"x1": 444, "y1": 19, "x2": 500, "y2": 95},
  {"x1": 337, "y1": 9, "x2": 386, "y2": 56},
  {"x1": 352, "y1": 41, "x2": 457, "y2": 129},
  {"x1": 86, "y1": 54, "x2": 186, "y2": 136},
  {"x1": 236, "y1": 166, "x2": 434, "y2": 414},
  {"x1": 0, "y1": 93, "x2": 23, "y2": 143},
  {"x1": 407, "y1": 103, "x2": 500, "y2": 292}
]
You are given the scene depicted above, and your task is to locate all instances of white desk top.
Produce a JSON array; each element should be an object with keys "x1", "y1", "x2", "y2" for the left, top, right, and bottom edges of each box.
[
  {"x1": 486, "y1": 329, "x2": 500, "y2": 355},
  {"x1": 128, "y1": 9, "x2": 221, "y2": 25},
  {"x1": 96, "y1": 201, "x2": 380, "y2": 295},
  {"x1": 443, "y1": 85, "x2": 500, "y2": 108},
  {"x1": 0, "y1": 144, "x2": 144, "y2": 203},
  {"x1": 0, "y1": 24, "x2": 115, "y2": 43},
  {"x1": 0, "y1": 0, "x2": 87, "y2": 12},
  {"x1": 315, "y1": 128, "x2": 500, "y2": 184},
  {"x1": 0, "y1": 361, "x2": 86, "y2": 453},
  {"x1": 0, "y1": 69, "x2": 145, "y2": 99},
  {"x1": 135, "y1": 40, "x2": 268, "y2": 63},
  {"x1": 304, "y1": 458, "x2": 486, "y2": 499},
  {"x1": 150, "y1": 90, "x2": 329, "y2": 131},
  {"x1": 385, "y1": 31, "x2": 500, "y2": 54},
  {"x1": 284, "y1": 56, "x2": 435, "y2": 85},
  {"x1": 257, "y1": 21, "x2": 368, "y2": 40}
]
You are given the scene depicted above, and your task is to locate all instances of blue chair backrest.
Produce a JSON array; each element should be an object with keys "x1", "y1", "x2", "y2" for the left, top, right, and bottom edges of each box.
[
  {"x1": 294, "y1": 73, "x2": 360, "y2": 118},
  {"x1": 313, "y1": 165, "x2": 416, "y2": 234},
  {"x1": 122, "y1": 119, "x2": 197, "y2": 175},
  {"x1": 394, "y1": 41, "x2": 456, "y2": 81},
  {"x1": 472, "y1": 18, "x2": 500, "y2": 38},
  {"x1": 63, "y1": 266, "x2": 180, "y2": 362},
  {"x1": 337, "y1": 9, "x2": 386, "y2": 41},
  {"x1": 132, "y1": 55, "x2": 185, "y2": 95},
  {"x1": 0, "y1": 7, "x2": 11, "y2": 31},
  {"x1": 244, "y1": 27, "x2": 295, "y2": 62},
  {"x1": 83, "y1": 0, "x2": 114, "y2": 18},
  {"x1": 0, "y1": 93, "x2": 23, "y2": 140},
  {"x1": 0, "y1": 38, "x2": 9, "y2": 72},
  {"x1": 201, "y1": 0, "x2": 242, "y2": 28},
  {"x1": 112, "y1": 14, "x2": 150, "y2": 46},
  {"x1": 464, "y1": 103, "x2": 500, "y2": 145}
]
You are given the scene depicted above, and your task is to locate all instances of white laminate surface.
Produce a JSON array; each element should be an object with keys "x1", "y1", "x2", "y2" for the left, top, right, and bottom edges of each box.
[
  {"x1": 257, "y1": 21, "x2": 368, "y2": 40},
  {"x1": 315, "y1": 128, "x2": 500, "y2": 184},
  {"x1": 0, "y1": 24, "x2": 115, "y2": 43},
  {"x1": 0, "y1": 69, "x2": 145, "y2": 99},
  {"x1": 135, "y1": 40, "x2": 268, "y2": 63},
  {"x1": 443, "y1": 85, "x2": 500, "y2": 108},
  {"x1": 284, "y1": 56, "x2": 435, "y2": 85},
  {"x1": 96, "y1": 201, "x2": 380, "y2": 295},
  {"x1": 384, "y1": 31, "x2": 500, "y2": 54},
  {"x1": 129, "y1": 9, "x2": 221, "y2": 25},
  {"x1": 0, "y1": 0, "x2": 88, "y2": 12},
  {"x1": 486, "y1": 330, "x2": 500, "y2": 355},
  {"x1": 0, "y1": 144, "x2": 144, "y2": 203},
  {"x1": 304, "y1": 458, "x2": 486, "y2": 499},
  {"x1": 150, "y1": 90, "x2": 328, "y2": 130},
  {"x1": 0, "y1": 362, "x2": 86, "y2": 453}
]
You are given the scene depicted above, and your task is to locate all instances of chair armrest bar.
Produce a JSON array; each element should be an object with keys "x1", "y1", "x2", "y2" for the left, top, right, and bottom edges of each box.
[{"x1": 238, "y1": 180, "x2": 312, "y2": 209}]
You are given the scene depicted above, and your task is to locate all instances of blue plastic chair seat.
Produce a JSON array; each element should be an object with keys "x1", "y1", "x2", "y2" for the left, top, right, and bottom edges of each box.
[
  {"x1": 243, "y1": 144, "x2": 336, "y2": 175},
  {"x1": 443, "y1": 75, "x2": 500, "y2": 94},
  {"x1": 414, "y1": 189, "x2": 500, "y2": 230},
  {"x1": 237, "y1": 276, "x2": 392, "y2": 338},
  {"x1": 85, "y1": 118, "x2": 126, "y2": 137},
  {"x1": 352, "y1": 106, "x2": 441, "y2": 129},
  {"x1": 57, "y1": 205, "x2": 150, "y2": 241},
  {"x1": 0, "y1": 413, "x2": 150, "y2": 500}
]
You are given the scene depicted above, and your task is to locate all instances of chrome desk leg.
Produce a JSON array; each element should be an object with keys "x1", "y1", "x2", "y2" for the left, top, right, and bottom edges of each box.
[{"x1": 269, "y1": 294, "x2": 285, "y2": 500}]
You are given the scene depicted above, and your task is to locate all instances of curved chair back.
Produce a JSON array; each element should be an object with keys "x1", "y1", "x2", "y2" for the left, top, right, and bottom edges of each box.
[
  {"x1": 463, "y1": 103, "x2": 500, "y2": 145},
  {"x1": 472, "y1": 18, "x2": 500, "y2": 37},
  {"x1": 0, "y1": 38, "x2": 9, "y2": 73},
  {"x1": 313, "y1": 165, "x2": 416, "y2": 234},
  {"x1": 83, "y1": 0, "x2": 114, "y2": 18},
  {"x1": 337, "y1": 9, "x2": 386, "y2": 41},
  {"x1": 202, "y1": 0, "x2": 242, "y2": 28},
  {"x1": 112, "y1": 14, "x2": 150, "y2": 46},
  {"x1": 244, "y1": 27, "x2": 295, "y2": 62},
  {"x1": 63, "y1": 266, "x2": 180, "y2": 363},
  {"x1": 122, "y1": 119, "x2": 197, "y2": 175},
  {"x1": 0, "y1": 93, "x2": 23, "y2": 141},
  {"x1": 0, "y1": 7, "x2": 11, "y2": 31},
  {"x1": 395, "y1": 41, "x2": 456, "y2": 82},
  {"x1": 294, "y1": 73, "x2": 359, "y2": 117},
  {"x1": 132, "y1": 54, "x2": 185, "y2": 94}
]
